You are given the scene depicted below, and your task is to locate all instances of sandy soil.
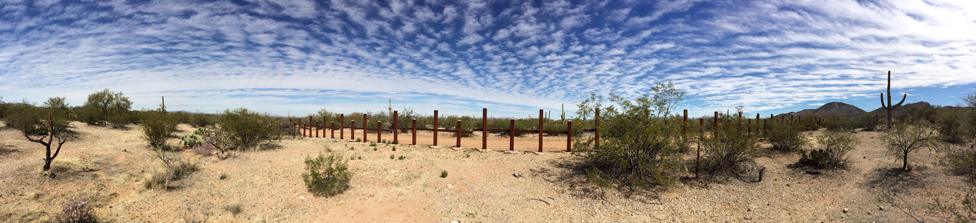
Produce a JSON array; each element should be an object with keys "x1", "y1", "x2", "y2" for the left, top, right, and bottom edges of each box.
[{"x1": 0, "y1": 122, "x2": 972, "y2": 222}]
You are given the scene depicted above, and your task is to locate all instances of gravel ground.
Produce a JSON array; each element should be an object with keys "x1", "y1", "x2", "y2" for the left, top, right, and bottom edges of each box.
[{"x1": 0, "y1": 122, "x2": 971, "y2": 222}]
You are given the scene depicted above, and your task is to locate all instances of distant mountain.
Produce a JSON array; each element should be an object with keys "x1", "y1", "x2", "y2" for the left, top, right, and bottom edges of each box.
[
  {"x1": 781, "y1": 102, "x2": 866, "y2": 117},
  {"x1": 868, "y1": 101, "x2": 934, "y2": 119}
]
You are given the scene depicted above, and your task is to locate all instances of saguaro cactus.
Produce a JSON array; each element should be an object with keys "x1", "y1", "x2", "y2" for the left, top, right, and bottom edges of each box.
[{"x1": 880, "y1": 70, "x2": 907, "y2": 129}]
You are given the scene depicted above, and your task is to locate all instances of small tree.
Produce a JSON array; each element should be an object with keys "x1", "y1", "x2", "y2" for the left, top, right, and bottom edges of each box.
[
  {"x1": 303, "y1": 153, "x2": 351, "y2": 197},
  {"x1": 884, "y1": 124, "x2": 942, "y2": 171},
  {"x1": 5, "y1": 98, "x2": 77, "y2": 172},
  {"x1": 81, "y1": 89, "x2": 132, "y2": 128}
]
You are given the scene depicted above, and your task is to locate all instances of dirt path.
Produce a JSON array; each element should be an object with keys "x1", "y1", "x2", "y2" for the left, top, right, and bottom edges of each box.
[{"x1": 0, "y1": 122, "x2": 970, "y2": 222}]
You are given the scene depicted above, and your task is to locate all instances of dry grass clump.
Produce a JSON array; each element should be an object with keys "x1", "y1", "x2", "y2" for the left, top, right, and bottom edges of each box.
[{"x1": 54, "y1": 198, "x2": 98, "y2": 223}]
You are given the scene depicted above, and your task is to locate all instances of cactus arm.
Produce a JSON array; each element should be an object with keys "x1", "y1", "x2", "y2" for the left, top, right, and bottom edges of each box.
[
  {"x1": 894, "y1": 93, "x2": 907, "y2": 108},
  {"x1": 880, "y1": 93, "x2": 888, "y2": 109}
]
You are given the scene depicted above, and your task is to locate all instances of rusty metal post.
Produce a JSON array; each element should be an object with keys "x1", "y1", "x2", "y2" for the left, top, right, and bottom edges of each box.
[
  {"x1": 411, "y1": 118, "x2": 417, "y2": 145},
  {"x1": 323, "y1": 115, "x2": 328, "y2": 138},
  {"x1": 393, "y1": 110, "x2": 399, "y2": 144},
  {"x1": 339, "y1": 114, "x2": 345, "y2": 139},
  {"x1": 509, "y1": 119, "x2": 515, "y2": 151},
  {"x1": 683, "y1": 109, "x2": 688, "y2": 136},
  {"x1": 330, "y1": 122, "x2": 335, "y2": 138},
  {"x1": 594, "y1": 108, "x2": 600, "y2": 149},
  {"x1": 713, "y1": 111, "x2": 719, "y2": 128},
  {"x1": 538, "y1": 109, "x2": 544, "y2": 152},
  {"x1": 455, "y1": 120, "x2": 461, "y2": 148},
  {"x1": 567, "y1": 121, "x2": 573, "y2": 152},
  {"x1": 377, "y1": 121, "x2": 382, "y2": 143},
  {"x1": 350, "y1": 120, "x2": 356, "y2": 141},
  {"x1": 697, "y1": 118, "x2": 704, "y2": 178},
  {"x1": 363, "y1": 114, "x2": 368, "y2": 142},
  {"x1": 433, "y1": 110, "x2": 439, "y2": 146},
  {"x1": 308, "y1": 116, "x2": 313, "y2": 137},
  {"x1": 482, "y1": 108, "x2": 487, "y2": 151}
]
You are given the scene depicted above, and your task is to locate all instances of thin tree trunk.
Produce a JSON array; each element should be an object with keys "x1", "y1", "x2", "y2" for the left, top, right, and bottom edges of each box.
[{"x1": 902, "y1": 152, "x2": 909, "y2": 171}]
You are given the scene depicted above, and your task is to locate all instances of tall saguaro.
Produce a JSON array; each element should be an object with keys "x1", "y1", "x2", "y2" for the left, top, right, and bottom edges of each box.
[{"x1": 880, "y1": 70, "x2": 907, "y2": 129}]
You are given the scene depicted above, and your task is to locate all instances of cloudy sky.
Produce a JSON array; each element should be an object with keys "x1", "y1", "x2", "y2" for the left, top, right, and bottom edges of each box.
[{"x1": 1, "y1": 0, "x2": 975, "y2": 118}]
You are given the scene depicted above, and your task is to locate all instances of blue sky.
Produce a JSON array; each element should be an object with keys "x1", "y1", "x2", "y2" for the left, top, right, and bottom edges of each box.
[{"x1": 1, "y1": 0, "x2": 975, "y2": 118}]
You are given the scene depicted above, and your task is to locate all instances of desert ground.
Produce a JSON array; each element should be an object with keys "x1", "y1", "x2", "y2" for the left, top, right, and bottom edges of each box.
[{"x1": 0, "y1": 121, "x2": 971, "y2": 222}]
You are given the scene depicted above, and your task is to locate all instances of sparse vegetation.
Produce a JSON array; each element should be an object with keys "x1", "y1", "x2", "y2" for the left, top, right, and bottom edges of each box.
[
  {"x1": 223, "y1": 203, "x2": 243, "y2": 216},
  {"x1": 884, "y1": 124, "x2": 944, "y2": 171},
  {"x1": 935, "y1": 108, "x2": 969, "y2": 144},
  {"x1": 795, "y1": 131, "x2": 857, "y2": 170},
  {"x1": 943, "y1": 146, "x2": 976, "y2": 181},
  {"x1": 218, "y1": 108, "x2": 281, "y2": 150},
  {"x1": 79, "y1": 89, "x2": 133, "y2": 128},
  {"x1": 145, "y1": 151, "x2": 199, "y2": 190},
  {"x1": 302, "y1": 153, "x2": 351, "y2": 197},
  {"x1": 440, "y1": 170, "x2": 448, "y2": 178},
  {"x1": 765, "y1": 120, "x2": 806, "y2": 152},
  {"x1": 4, "y1": 97, "x2": 77, "y2": 172}
]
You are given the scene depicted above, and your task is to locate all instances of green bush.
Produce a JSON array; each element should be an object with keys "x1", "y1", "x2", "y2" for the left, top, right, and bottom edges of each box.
[
  {"x1": 699, "y1": 117, "x2": 760, "y2": 177},
  {"x1": 765, "y1": 121, "x2": 806, "y2": 152},
  {"x1": 884, "y1": 124, "x2": 943, "y2": 171},
  {"x1": 796, "y1": 131, "x2": 857, "y2": 169},
  {"x1": 141, "y1": 111, "x2": 177, "y2": 150},
  {"x1": 79, "y1": 89, "x2": 132, "y2": 128},
  {"x1": 218, "y1": 108, "x2": 280, "y2": 150},
  {"x1": 579, "y1": 82, "x2": 686, "y2": 188},
  {"x1": 935, "y1": 108, "x2": 969, "y2": 144},
  {"x1": 302, "y1": 153, "x2": 352, "y2": 197}
]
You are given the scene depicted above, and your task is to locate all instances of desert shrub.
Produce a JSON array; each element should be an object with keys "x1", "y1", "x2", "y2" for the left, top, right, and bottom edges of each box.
[
  {"x1": 79, "y1": 89, "x2": 132, "y2": 128},
  {"x1": 188, "y1": 114, "x2": 216, "y2": 127},
  {"x1": 145, "y1": 151, "x2": 199, "y2": 190},
  {"x1": 943, "y1": 147, "x2": 976, "y2": 181},
  {"x1": 54, "y1": 198, "x2": 98, "y2": 223},
  {"x1": 884, "y1": 124, "x2": 944, "y2": 171},
  {"x1": 765, "y1": 121, "x2": 806, "y2": 152},
  {"x1": 936, "y1": 108, "x2": 969, "y2": 144},
  {"x1": 218, "y1": 108, "x2": 280, "y2": 150},
  {"x1": 440, "y1": 170, "x2": 448, "y2": 178},
  {"x1": 699, "y1": 116, "x2": 760, "y2": 177},
  {"x1": 302, "y1": 153, "x2": 352, "y2": 197},
  {"x1": 796, "y1": 131, "x2": 857, "y2": 169},
  {"x1": 141, "y1": 110, "x2": 177, "y2": 150},
  {"x1": 579, "y1": 82, "x2": 686, "y2": 188},
  {"x1": 180, "y1": 133, "x2": 202, "y2": 149},
  {"x1": 5, "y1": 98, "x2": 77, "y2": 172}
]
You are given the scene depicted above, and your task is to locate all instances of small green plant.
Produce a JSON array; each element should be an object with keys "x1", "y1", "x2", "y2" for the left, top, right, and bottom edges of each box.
[
  {"x1": 54, "y1": 198, "x2": 98, "y2": 223},
  {"x1": 795, "y1": 131, "x2": 857, "y2": 169},
  {"x1": 398, "y1": 155, "x2": 406, "y2": 160},
  {"x1": 180, "y1": 134, "x2": 202, "y2": 149},
  {"x1": 392, "y1": 146, "x2": 396, "y2": 151},
  {"x1": 440, "y1": 170, "x2": 448, "y2": 178},
  {"x1": 390, "y1": 155, "x2": 394, "y2": 159},
  {"x1": 302, "y1": 153, "x2": 352, "y2": 197}
]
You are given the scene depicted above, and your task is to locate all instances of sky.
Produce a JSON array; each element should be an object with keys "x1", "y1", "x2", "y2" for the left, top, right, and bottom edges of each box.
[{"x1": 1, "y1": 0, "x2": 975, "y2": 118}]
